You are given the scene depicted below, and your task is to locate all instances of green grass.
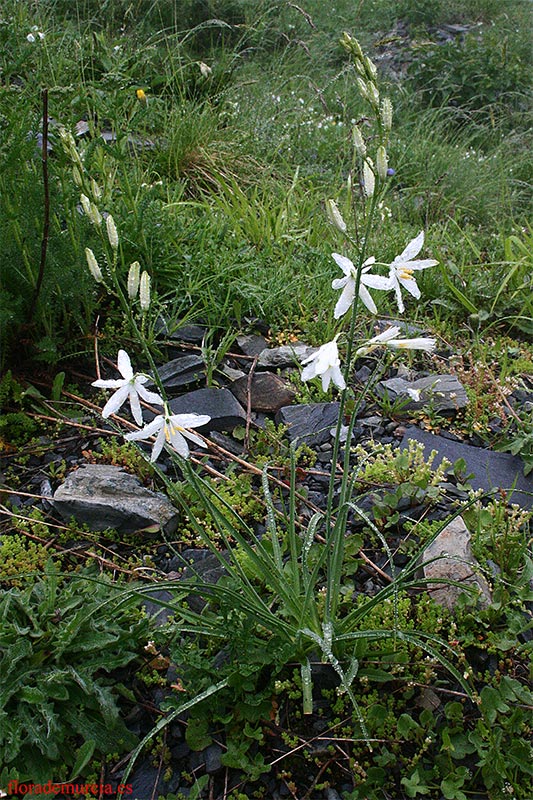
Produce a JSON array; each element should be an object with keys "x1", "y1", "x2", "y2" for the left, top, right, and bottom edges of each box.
[{"x1": 1, "y1": 0, "x2": 531, "y2": 364}]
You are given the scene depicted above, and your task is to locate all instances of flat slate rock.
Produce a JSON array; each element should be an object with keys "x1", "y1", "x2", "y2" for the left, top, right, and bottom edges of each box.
[
  {"x1": 53, "y1": 464, "x2": 179, "y2": 533},
  {"x1": 167, "y1": 387, "x2": 246, "y2": 432},
  {"x1": 257, "y1": 343, "x2": 317, "y2": 369},
  {"x1": 237, "y1": 333, "x2": 268, "y2": 357},
  {"x1": 149, "y1": 354, "x2": 205, "y2": 388},
  {"x1": 276, "y1": 402, "x2": 340, "y2": 446},
  {"x1": 400, "y1": 427, "x2": 533, "y2": 509},
  {"x1": 230, "y1": 372, "x2": 296, "y2": 412},
  {"x1": 422, "y1": 516, "x2": 492, "y2": 610},
  {"x1": 378, "y1": 374, "x2": 467, "y2": 413}
]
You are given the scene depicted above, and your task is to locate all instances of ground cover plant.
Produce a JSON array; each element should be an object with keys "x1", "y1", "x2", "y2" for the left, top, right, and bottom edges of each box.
[{"x1": 0, "y1": 0, "x2": 532, "y2": 798}]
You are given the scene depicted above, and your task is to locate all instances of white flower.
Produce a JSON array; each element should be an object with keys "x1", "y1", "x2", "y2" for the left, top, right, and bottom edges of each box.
[
  {"x1": 332, "y1": 253, "x2": 391, "y2": 318},
  {"x1": 301, "y1": 339, "x2": 346, "y2": 392},
  {"x1": 125, "y1": 410, "x2": 211, "y2": 462},
  {"x1": 388, "y1": 231, "x2": 438, "y2": 313},
  {"x1": 92, "y1": 350, "x2": 163, "y2": 425},
  {"x1": 356, "y1": 326, "x2": 436, "y2": 356},
  {"x1": 27, "y1": 33, "x2": 36, "y2": 43}
]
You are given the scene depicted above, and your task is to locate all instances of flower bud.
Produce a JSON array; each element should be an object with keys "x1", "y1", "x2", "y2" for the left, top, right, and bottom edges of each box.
[
  {"x1": 362, "y1": 159, "x2": 375, "y2": 197},
  {"x1": 352, "y1": 126, "x2": 366, "y2": 157},
  {"x1": 364, "y1": 56, "x2": 377, "y2": 79},
  {"x1": 325, "y1": 199, "x2": 347, "y2": 233},
  {"x1": 127, "y1": 261, "x2": 141, "y2": 299},
  {"x1": 106, "y1": 214, "x2": 119, "y2": 249},
  {"x1": 381, "y1": 97, "x2": 393, "y2": 131},
  {"x1": 368, "y1": 81, "x2": 380, "y2": 106},
  {"x1": 376, "y1": 146, "x2": 388, "y2": 181},
  {"x1": 90, "y1": 202, "x2": 102, "y2": 226},
  {"x1": 91, "y1": 178, "x2": 102, "y2": 200},
  {"x1": 80, "y1": 194, "x2": 92, "y2": 217},
  {"x1": 85, "y1": 248, "x2": 103, "y2": 282},
  {"x1": 72, "y1": 166, "x2": 83, "y2": 187},
  {"x1": 199, "y1": 61, "x2": 212, "y2": 77},
  {"x1": 140, "y1": 271, "x2": 151, "y2": 311},
  {"x1": 356, "y1": 76, "x2": 369, "y2": 101}
]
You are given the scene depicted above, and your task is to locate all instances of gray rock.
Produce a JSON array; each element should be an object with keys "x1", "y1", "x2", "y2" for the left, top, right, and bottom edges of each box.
[
  {"x1": 230, "y1": 372, "x2": 296, "y2": 412},
  {"x1": 422, "y1": 516, "x2": 492, "y2": 610},
  {"x1": 378, "y1": 374, "x2": 468, "y2": 413},
  {"x1": 257, "y1": 343, "x2": 317, "y2": 369},
  {"x1": 148, "y1": 355, "x2": 205, "y2": 388},
  {"x1": 166, "y1": 388, "x2": 246, "y2": 432},
  {"x1": 276, "y1": 402, "x2": 340, "y2": 446},
  {"x1": 400, "y1": 426, "x2": 533, "y2": 509},
  {"x1": 170, "y1": 323, "x2": 206, "y2": 343},
  {"x1": 204, "y1": 743, "x2": 223, "y2": 773},
  {"x1": 53, "y1": 464, "x2": 179, "y2": 533},
  {"x1": 237, "y1": 333, "x2": 268, "y2": 356}
]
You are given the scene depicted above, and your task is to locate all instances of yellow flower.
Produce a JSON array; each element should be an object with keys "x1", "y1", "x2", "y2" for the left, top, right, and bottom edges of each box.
[{"x1": 136, "y1": 88, "x2": 147, "y2": 103}]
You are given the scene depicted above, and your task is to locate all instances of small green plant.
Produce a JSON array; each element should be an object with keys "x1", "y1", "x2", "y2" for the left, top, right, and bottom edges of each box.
[{"x1": 0, "y1": 565, "x2": 151, "y2": 782}]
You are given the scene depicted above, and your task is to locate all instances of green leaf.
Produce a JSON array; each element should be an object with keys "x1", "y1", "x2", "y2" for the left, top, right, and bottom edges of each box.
[
  {"x1": 185, "y1": 717, "x2": 212, "y2": 751},
  {"x1": 68, "y1": 739, "x2": 96, "y2": 780}
]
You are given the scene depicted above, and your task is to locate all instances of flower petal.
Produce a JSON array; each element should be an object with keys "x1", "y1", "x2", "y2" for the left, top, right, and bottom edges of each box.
[
  {"x1": 404, "y1": 258, "x2": 438, "y2": 271},
  {"x1": 117, "y1": 350, "x2": 134, "y2": 380},
  {"x1": 397, "y1": 231, "x2": 424, "y2": 262},
  {"x1": 331, "y1": 253, "x2": 354, "y2": 277},
  {"x1": 136, "y1": 383, "x2": 164, "y2": 406},
  {"x1": 101, "y1": 384, "x2": 130, "y2": 418},
  {"x1": 125, "y1": 416, "x2": 164, "y2": 441},
  {"x1": 180, "y1": 428, "x2": 207, "y2": 449},
  {"x1": 334, "y1": 280, "x2": 355, "y2": 319},
  {"x1": 329, "y1": 365, "x2": 346, "y2": 390},
  {"x1": 301, "y1": 363, "x2": 317, "y2": 382},
  {"x1": 362, "y1": 273, "x2": 392, "y2": 290},
  {"x1": 167, "y1": 427, "x2": 190, "y2": 458},
  {"x1": 92, "y1": 378, "x2": 124, "y2": 389},
  {"x1": 129, "y1": 389, "x2": 143, "y2": 426},
  {"x1": 399, "y1": 276, "x2": 421, "y2": 299},
  {"x1": 169, "y1": 413, "x2": 211, "y2": 429},
  {"x1": 150, "y1": 426, "x2": 167, "y2": 462},
  {"x1": 358, "y1": 284, "x2": 377, "y2": 314}
]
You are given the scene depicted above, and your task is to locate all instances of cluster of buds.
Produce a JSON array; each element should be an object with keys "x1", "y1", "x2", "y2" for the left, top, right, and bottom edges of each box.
[{"x1": 340, "y1": 33, "x2": 393, "y2": 199}]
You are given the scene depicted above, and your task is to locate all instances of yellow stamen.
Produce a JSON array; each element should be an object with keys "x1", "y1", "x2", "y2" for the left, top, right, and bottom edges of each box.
[{"x1": 398, "y1": 268, "x2": 414, "y2": 280}]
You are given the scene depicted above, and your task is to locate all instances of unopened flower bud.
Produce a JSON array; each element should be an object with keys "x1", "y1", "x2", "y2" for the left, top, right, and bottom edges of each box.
[
  {"x1": 72, "y1": 166, "x2": 83, "y2": 187},
  {"x1": 199, "y1": 61, "x2": 212, "y2": 78},
  {"x1": 325, "y1": 199, "x2": 347, "y2": 233},
  {"x1": 90, "y1": 202, "x2": 102, "y2": 226},
  {"x1": 106, "y1": 214, "x2": 119, "y2": 249},
  {"x1": 376, "y1": 146, "x2": 388, "y2": 181},
  {"x1": 381, "y1": 97, "x2": 393, "y2": 131},
  {"x1": 85, "y1": 248, "x2": 103, "y2": 282},
  {"x1": 364, "y1": 56, "x2": 377, "y2": 79},
  {"x1": 140, "y1": 271, "x2": 151, "y2": 311},
  {"x1": 91, "y1": 178, "x2": 102, "y2": 200},
  {"x1": 363, "y1": 159, "x2": 375, "y2": 197},
  {"x1": 356, "y1": 76, "x2": 369, "y2": 101},
  {"x1": 128, "y1": 261, "x2": 141, "y2": 299},
  {"x1": 80, "y1": 194, "x2": 92, "y2": 217},
  {"x1": 352, "y1": 126, "x2": 366, "y2": 157},
  {"x1": 368, "y1": 81, "x2": 380, "y2": 106}
]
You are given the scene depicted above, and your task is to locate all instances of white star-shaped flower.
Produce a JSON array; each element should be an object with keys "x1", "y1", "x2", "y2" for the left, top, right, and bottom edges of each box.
[
  {"x1": 355, "y1": 326, "x2": 436, "y2": 356},
  {"x1": 388, "y1": 231, "x2": 438, "y2": 313},
  {"x1": 124, "y1": 411, "x2": 211, "y2": 462},
  {"x1": 332, "y1": 254, "x2": 391, "y2": 318},
  {"x1": 301, "y1": 339, "x2": 346, "y2": 392},
  {"x1": 92, "y1": 350, "x2": 163, "y2": 425}
]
